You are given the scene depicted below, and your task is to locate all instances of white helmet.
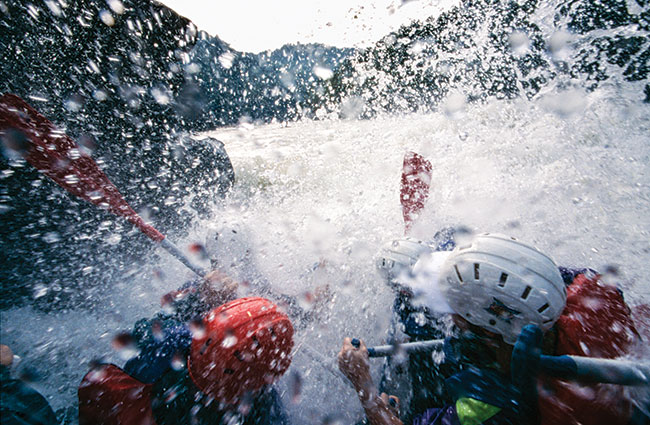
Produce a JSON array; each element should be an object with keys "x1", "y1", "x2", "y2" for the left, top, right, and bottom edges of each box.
[
  {"x1": 438, "y1": 233, "x2": 566, "y2": 344},
  {"x1": 376, "y1": 237, "x2": 434, "y2": 283}
]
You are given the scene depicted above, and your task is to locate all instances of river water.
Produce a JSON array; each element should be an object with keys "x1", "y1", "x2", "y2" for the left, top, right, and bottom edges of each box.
[{"x1": 1, "y1": 21, "x2": 649, "y2": 425}]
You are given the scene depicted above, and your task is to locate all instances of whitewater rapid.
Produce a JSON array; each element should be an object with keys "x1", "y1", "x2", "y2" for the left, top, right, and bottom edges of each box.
[{"x1": 1, "y1": 89, "x2": 649, "y2": 422}]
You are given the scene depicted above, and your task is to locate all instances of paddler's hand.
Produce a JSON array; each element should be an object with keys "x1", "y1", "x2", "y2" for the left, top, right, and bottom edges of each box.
[
  {"x1": 338, "y1": 337, "x2": 373, "y2": 392},
  {"x1": 381, "y1": 393, "x2": 400, "y2": 418},
  {"x1": 339, "y1": 338, "x2": 404, "y2": 425},
  {"x1": 0, "y1": 345, "x2": 13, "y2": 367}
]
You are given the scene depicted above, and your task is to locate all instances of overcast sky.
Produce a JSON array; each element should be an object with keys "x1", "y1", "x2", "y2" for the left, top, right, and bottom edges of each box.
[{"x1": 159, "y1": 0, "x2": 459, "y2": 53}]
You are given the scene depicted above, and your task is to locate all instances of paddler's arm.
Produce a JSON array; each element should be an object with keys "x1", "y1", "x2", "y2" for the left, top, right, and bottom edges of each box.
[{"x1": 338, "y1": 338, "x2": 403, "y2": 425}]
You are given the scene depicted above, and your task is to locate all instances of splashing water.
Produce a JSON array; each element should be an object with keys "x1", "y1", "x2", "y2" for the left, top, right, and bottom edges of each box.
[
  {"x1": 1, "y1": 86, "x2": 649, "y2": 421},
  {"x1": 1, "y1": 0, "x2": 649, "y2": 422},
  {"x1": 202, "y1": 91, "x2": 649, "y2": 421}
]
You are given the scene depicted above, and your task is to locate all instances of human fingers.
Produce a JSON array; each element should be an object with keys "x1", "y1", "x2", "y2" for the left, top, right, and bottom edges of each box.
[{"x1": 380, "y1": 393, "x2": 400, "y2": 417}]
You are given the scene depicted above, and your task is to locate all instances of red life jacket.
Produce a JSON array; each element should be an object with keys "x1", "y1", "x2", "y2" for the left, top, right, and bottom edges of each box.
[
  {"x1": 78, "y1": 364, "x2": 157, "y2": 425},
  {"x1": 538, "y1": 273, "x2": 639, "y2": 425}
]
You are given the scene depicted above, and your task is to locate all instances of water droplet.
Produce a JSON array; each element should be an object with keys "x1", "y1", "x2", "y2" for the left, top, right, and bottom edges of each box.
[
  {"x1": 65, "y1": 95, "x2": 83, "y2": 112},
  {"x1": 298, "y1": 291, "x2": 315, "y2": 311},
  {"x1": 442, "y1": 92, "x2": 466, "y2": 118},
  {"x1": 280, "y1": 71, "x2": 295, "y2": 90},
  {"x1": 67, "y1": 148, "x2": 81, "y2": 160},
  {"x1": 185, "y1": 63, "x2": 200, "y2": 74},
  {"x1": 540, "y1": 89, "x2": 586, "y2": 118},
  {"x1": 150, "y1": 87, "x2": 170, "y2": 105},
  {"x1": 1, "y1": 129, "x2": 31, "y2": 160},
  {"x1": 190, "y1": 319, "x2": 206, "y2": 339},
  {"x1": 44, "y1": 0, "x2": 62, "y2": 16},
  {"x1": 313, "y1": 65, "x2": 333, "y2": 80},
  {"x1": 77, "y1": 134, "x2": 97, "y2": 156},
  {"x1": 106, "y1": 233, "x2": 122, "y2": 245},
  {"x1": 150, "y1": 320, "x2": 164, "y2": 341},
  {"x1": 99, "y1": 9, "x2": 115, "y2": 26},
  {"x1": 341, "y1": 97, "x2": 365, "y2": 120},
  {"x1": 33, "y1": 284, "x2": 48, "y2": 299},
  {"x1": 161, "y1": 297, "x2": 176, "y2": 315},
  {"x1": 112, "y1": 332, "x2": 140, "y2": 360},
  {"x1": 171, "y1": 353, "x2": 185, "y2": 370},
  {"x1": 106, "y1": 0, "x2": 125, "y2": 14},
  {"x1": 221, "y1": 334, "x2": 237, "y2": 348},
  {"x1": 93, "y1": 90, "x2": 108, "y2": 101},
  {"x1": 63, "y1": 174, "x2": 79, "y2": 186},
  {"x1": 548, "y1": 31, "x2": 572, "y2": 61},
  {"x1": 43, "y1": 232, "x2": 60, "y2": 243},
  {"x1": 188, "y1": 243, "x2": 209, "y2": 261},
  {"x1": 509, "y1": 31, "x2": 530, "y2": 56},
  {"x1": 218, "y1": 52, "x2": 235, "y2": 69}
]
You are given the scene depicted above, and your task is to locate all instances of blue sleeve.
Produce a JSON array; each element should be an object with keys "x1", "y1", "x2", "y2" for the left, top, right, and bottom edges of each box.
[
  {"x1": 245, "y1": 386, "x2": 290, "y2": 425},
  {"x1": 124, "y1": 319, "x2": 192, "y2": 383},
  {"x1": 510, "y1": 325, "x2": 542, "y2": 424},
  {"x1": 394, "y1": 226, "x2": 458, "y2": 339},
  {"x1": 0, "y1": 366, "x2": 58, "y2": 425},
  {"x1": 394, "y1": 294, "x2": 447, "y2": 340}
]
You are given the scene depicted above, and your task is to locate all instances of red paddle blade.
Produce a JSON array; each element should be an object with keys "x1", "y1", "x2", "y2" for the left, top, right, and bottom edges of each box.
[
  {"x1": 0, "y1": 93, "x2": 164, "y2": 242},
  {"x1": 401, "y1": 151, "x2": 432, "y2": 233}
]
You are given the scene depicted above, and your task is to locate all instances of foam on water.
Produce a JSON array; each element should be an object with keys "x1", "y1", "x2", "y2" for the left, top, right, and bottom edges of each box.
[{"x1": 2, "y1": 88, "x2": 649, "y2": 421}]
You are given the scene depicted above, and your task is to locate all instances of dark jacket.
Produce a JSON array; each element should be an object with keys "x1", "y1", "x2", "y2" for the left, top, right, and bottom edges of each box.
[
  {"x1": 1, "y1": 365, "x2": 58, "y2": 425},
  {"x1": 80, "y1": 278, "x2": 290, "y2": 425}
]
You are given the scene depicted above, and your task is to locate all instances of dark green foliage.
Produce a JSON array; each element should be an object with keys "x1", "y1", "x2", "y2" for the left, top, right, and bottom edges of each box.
[
  {"x1": 0, "y1": 0, "x2": 351, "y2": 310},
  {"x1": 0, "y1": 0, "x2": 646, "y2": 310},
  {"x1": 559, "y1": 0, "x2": 636, "y2": 33},
  {"x1": 188, "y1": 38, "x2": 354, "y2": 127},
  {"x1": 0, "y1": 0, "x2": 235, "y2": 309},
  {"x1": 317, "y1": 0, "x2": 648, "y2": 117}
]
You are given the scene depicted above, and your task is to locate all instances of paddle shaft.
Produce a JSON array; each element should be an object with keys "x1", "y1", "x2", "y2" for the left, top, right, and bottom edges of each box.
[
  {"x1": 160, "y1": 238, "x2": 207, "y2": 277},
  {"x1": 0, "y1": 94, "x2": 206, "y2": 278},
  {"x1": 541, "y1": 354, "x2": 649, "y2": 386},
  {"x1": 365, "y1": 339, "x2": 444, "y2": 357},
  {"x1": 359, "y1": 338, "x2": 649, "y2": 386}
]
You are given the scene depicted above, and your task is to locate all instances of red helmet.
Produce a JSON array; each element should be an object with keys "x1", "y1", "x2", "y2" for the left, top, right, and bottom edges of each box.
[{"x1": 188, "y1": 297, "x2": 294, "y2": 404}]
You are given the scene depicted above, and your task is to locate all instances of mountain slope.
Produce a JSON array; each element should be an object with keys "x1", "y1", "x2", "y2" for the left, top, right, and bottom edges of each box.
[{"x1": 314, "y1": 0, "x2": 649, "y2": 118}]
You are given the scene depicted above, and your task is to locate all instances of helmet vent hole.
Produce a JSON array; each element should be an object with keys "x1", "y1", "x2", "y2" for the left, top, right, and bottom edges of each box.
[
  {"x1": 454, "y1": 265, "x2": 463, "y2": 282},
  {"x1": 521, "y1": 286, "x2": 532, "y2": 300},
  {"x1": 489, "y1": 319, "x2": 496, "y2": 325},
  {"x1": 543, "y1": 318, "x2": 553, "y2": 324},
  {"x1": 498, "y1": 273, "x2": 508, "y2": 287},
  {"x1": 474, "y1": 263, "x2": 480, "y2": 280},
  {"x1": 538, "y1": 303, "x2": 549, "y2": 313}
]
